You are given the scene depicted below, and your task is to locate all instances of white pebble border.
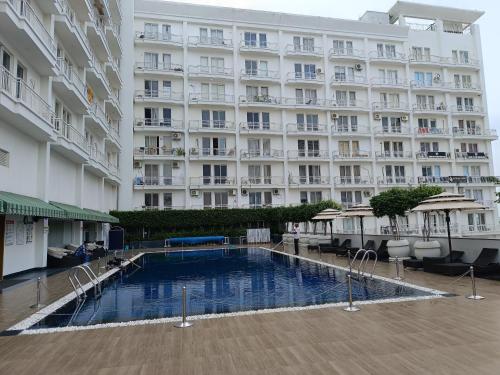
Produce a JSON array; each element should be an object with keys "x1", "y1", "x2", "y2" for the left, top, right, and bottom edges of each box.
[{"x1": 9, "y1": 248, "x2": 447, "y2": 335}]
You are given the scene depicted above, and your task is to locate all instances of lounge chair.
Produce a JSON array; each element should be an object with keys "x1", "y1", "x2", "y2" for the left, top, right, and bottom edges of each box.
[
  {"x1": 404, "y1": 250, "x2": 464, "y2": 270},
  {"x1": 318, "y1": 238, "x2": 340, "y2": 253},
  {"x1": 341, "y1": 240, "x2": 376, "y2": 258},
  {"x1": 424, "y1": 248, "x2": 499, "y2": 276},
  {"x1": 334, "y1": 239, "x2": 353, "y2": 256},
  {"x1": 371, "y1": 240, "x2": 389, "y2": 261}
]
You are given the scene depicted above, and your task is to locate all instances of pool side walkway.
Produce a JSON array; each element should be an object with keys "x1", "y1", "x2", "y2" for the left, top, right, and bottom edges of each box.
[{"x1": 0, "y1": 245, "x2": 499, "y2": 374}]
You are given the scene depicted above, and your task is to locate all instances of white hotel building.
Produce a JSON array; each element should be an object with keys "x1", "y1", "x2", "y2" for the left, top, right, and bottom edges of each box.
[
  {"x1": 0, "y1": 0, "x2": 122, "y2": 276},
  {"x1": 126, "y1": 1, "x2": 497, "y2": 234}
]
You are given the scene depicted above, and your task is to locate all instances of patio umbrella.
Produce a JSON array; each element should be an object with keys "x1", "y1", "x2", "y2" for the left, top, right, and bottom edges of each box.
[
  {"x1": 411, "y1": 192, "x2": 486, "y2": 262},
  {"x1": 338, "y1": 204, "x2": 373, "y2": 249},
  {"x1": 311, "y1": 208, "x2": 341, "y2": 244}
]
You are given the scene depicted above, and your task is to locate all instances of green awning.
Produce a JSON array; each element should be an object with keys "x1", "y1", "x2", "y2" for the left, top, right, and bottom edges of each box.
[
  {"x1": 50, "y1": 202, "x2": 101, "y2": 222},
  {"x1": 84, "y1": 208, "x2": 119, "y2": 223},
  {"x1": 0, "y1": 192, "x2": 66, "y2": 218}
]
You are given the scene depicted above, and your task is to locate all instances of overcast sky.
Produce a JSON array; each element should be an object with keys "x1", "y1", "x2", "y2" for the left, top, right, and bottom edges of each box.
[{"x1": 161, "y1": 0, "x2": 499, "y2": 174}]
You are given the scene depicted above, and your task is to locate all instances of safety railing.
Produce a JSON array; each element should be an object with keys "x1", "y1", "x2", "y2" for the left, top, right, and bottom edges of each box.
[
  {"x1": 188, "y1": 35, "x2": 233, "y2": 48},
  {"x1": 288, "y1": 176, "x2": 330, "y2": 185},
  {"x1": 239, "y1": 122, "x2": 283, "y2": 132},
  {"x1": 241, "y1": 176, "x2": 284, "y2": 185},
  {"x1": 189, "y1": 176, "x2": 236, "y2": 186},
  {"x1": 189, "y1": 92, "x2": 234, "y2": 104},
  {"x1": 239, "y1": 95, "x2": 282, "y2": 105},
  {"x1": 286, "y1": 123, "x2": 327, "y2": 133},
  {"x1": 56, "y1": 58, "x2": 87, "y2": 99},
  {"x1": 54, "y1": 119, "x2": 88, "y2": 152},
  {"x1": 133, "y1": 176, "x2": 185, "y2": 186},
  {"x1": 134, "y1": 118, "x2": 184, "y2": 129},
  {"x1": 328, "y1": 48, "x2": 365, "y2": 59},
  {"x1": 188, "y1": 65, "x2": 233, "y2": 77},
  {"x1": 239, "y1": 149, "x2": 284, "y2": 159},
  {"x1": 332, "y1": 150, "x2": 372, "y2": 159},
  {"x1": 135, "y1": 31, "x2": 183, "y2": 44},
  {"x1": 287, "y1": 150, "x2": 330, "y2": 159},
  {"x1": 333, "y1": 176, "x2": 373, "y2": 185},
  {"x1": 135, "y1": 62, "x2": 184, "y2": 73},
  {"x1": 240, "y1": 68, "x2": 280, "y2": 80},
  {"x1": 188, "y1": 120, "x2": 236, "y2": 131},
  {"x1": 135, "y1": 90, "x2": 184, "y2": 101},
  {"x1": 189, "y1": 147, "x2": 236, "y2": 158}
]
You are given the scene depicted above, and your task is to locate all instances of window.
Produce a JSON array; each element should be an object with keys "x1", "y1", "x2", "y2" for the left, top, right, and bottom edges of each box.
[
  {"x1": 203, "y1": 192, "x2": 212, "y2": 208},
  {"x1": 452, "y1": 50, "x2": 470, "y2": 64},
  {"x1": 161, "y1": 24, "x2": 171, "y2": 40},
  {"x1": 244, "y1": 32, "x2": 256, "y2": 47},
  {"x1": 214, "y1": 192, "x2": 228, "y2": 208},
  {"x1": 310, "y1": 192, "x2": 322, "y2": 204},
  {"x1": 163, "y1": 193, "x2": 172, "y2": 209},
  {"x1": 293, "y1": 36, "x2": 314, "y2": 52},
  {"x1": 333, "y1": 40, "x2": 353, "y2": 55},
  {"x1": 144, "y1": 80, "x2": 158, "y2": 97},
  {"x1": 144, "y1": 52, "x2": 158, "y2": 69},
  {"x1": 245, "y1": 60, "x2": 257, "y2": 75},
  {"x1": 249, "y1": 192, "x2": 262, "y2": 208},
  {"x1": 144, "y1": 23, "x2": 158, "y2": 39},
  {"x1": 144, "y1": 193, "x2": 159, "y2": 208},
  {"x1": 300, "y1": 191, "x2": 308, "y2": 204},
  {"x1": 0, "y1": 148, "x2": 9, "y2": 167}
]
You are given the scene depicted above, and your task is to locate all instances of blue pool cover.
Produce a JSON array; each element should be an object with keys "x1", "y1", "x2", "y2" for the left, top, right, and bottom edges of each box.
[
  {"x1": 29, "y1": 248, "x2": 433, "y2": 329},
  {"x1": 167, "y1": 236, "x2": 225, "y2": 246}
]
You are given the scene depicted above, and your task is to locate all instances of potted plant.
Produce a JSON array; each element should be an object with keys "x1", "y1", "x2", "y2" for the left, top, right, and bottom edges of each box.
[{"x1": 370, "y1": 188, "x2": 411, "y2": 257}]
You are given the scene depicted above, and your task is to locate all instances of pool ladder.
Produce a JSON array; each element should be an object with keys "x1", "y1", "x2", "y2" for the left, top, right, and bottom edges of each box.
[
  {"x1": 68, "y1": 265, "x2": 102, "y2": 302},
  {"x1": 349, "y1": 249, "x2": 378, "y2": 280}
]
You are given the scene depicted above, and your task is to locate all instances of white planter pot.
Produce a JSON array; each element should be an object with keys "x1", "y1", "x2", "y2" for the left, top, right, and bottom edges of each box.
[
  {"x1": 387, "y1": 239, "x2": 411, "y2": 258},
  {"x1": 413, "y1": 240, "x2": 441, "y2": 260}
]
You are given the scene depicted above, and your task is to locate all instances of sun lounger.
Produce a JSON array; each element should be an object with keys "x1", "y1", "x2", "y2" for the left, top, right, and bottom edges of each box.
[
  {"x1": 424, "y1": 248, "x2": 499, "y2": 276},
  {"x1": 318, "y1": 238, "x2": 340, "y2": 253},
  {"x1": 334, "y1": 239, "x2": 352, "y2": 256}
]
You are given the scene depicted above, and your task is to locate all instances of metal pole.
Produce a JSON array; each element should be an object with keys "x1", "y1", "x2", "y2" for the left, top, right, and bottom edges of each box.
[
  {"x1": 175, "y1": 286, "x2": 193, "y2": 328},
  {"x1": 466, "y1": 266, "x2": 484, "y2": 300},
  {"x1": 97, "y1": 257, "x2": 101, "y2": 277},
  {"x1": 445, "y1": 210, "x2": 453, "y2": 263},
  {"x1": 30, "y1": 277, "x2": 45, "y2": 309},
  {"x1": 343, "y1": 274, "x2": 360, "y2": 312},
  {"x1": 394, "y1": 256, "x2": 403, "y2": 281},
  {"x1": 348, "y1": 249, "x2": 352, "y2": 275},
  {"x1": 359, "y1": 216, "x2": 364, "y2": 249}
]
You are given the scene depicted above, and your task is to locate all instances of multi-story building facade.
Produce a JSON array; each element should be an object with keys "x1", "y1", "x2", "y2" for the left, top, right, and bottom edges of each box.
[
  {"x1": 127, "y1": 0, "x2": 497, "y2": 236},
  {"x1": 0, "y1": 0, "x2": 123, "y2": 276}
]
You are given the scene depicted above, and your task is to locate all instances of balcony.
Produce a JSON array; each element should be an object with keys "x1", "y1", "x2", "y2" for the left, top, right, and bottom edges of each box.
[
  {"x1": 462, "y1": 224, "x2": 497, "y2": 235},
  {"x1": 187, "y1": 36, "x2": 233, "y2": 51},
  {"x1": 240, "y1": 69, "x2": 280, "y2": 83},
  {"x1": 105, "y1": 57, "x2": 122, "y2": 88},
  {"x1": 416, "y1": 151, "x2": 451, "y2": 160},
  {"x1": 105, "y1": 90, "x2": 121, "y2": 118},
  {"x1": 53, "y1": 59, "x2": 88, "y2": 114},
  {"x1": 332, "y1": 150, "x2": 372, "y2": 160},
  {"x1": 239, "y1": 95, "x2": 282, "y2": 108},
  {"x1": 188, "y1": 120, "x2": 236, "y2": 133},
  {"x1": 330, "y1": 75, "x2": 368, "y2": 88},
  {"x1": 135, "y1": 31, "x2": 183, "y2": 48},
  {"x1": 105, "y1": 18, "x2": 121, "y2": 57},
  {"x1": 417, "y1": 176, "x2": 453, "y2": 185},
  {"x1": 239, "y1": 40, "x2": 279, "y2": 55},
  {"x1": 86, "y1": 9, "x2": 110, "y2": 62},
  {"x1": 240, "y1": 149, "x2": 284, "y2": 160},
  {"x1": 286, "y1": 123, "x2": 328, "y2": 135},
  {"x1": 0, "y1": 67, "x2": 55, "y2": 139},
  {"x1": 189, "y1": 92, "x2": 233, "y2": 106},
  {"x1": 412, "y1": 103, "x2": 448, "y2": 115},
  {"x1": 330, "y1": 99, "x2": 369, "y2": 111},
  {"x1": 135, "y1": 62, "x2": 184, "y2": 77},
  {"x1": 283, "y1": 97, "x2": 327, "y2": 109},
  {"x1": 285, "y1": 44, "x2": 323, "y2": 58},
  {"x1": 450, "y1": 105, "x2": 484, "y2": 115},
  {"x1": 135, "y1": 90, "x2": 184, "y2": 105},
  {"x1": 287, "y1": 150, "x2": 330, "y2": 161},
  {"x1": 87, "y1": 54, "x2": 111, "y2": 98},
  {"x1": 452, "y1": 127, "x2": 497, "y2": 139},
  {"x1": 53, "y1": 119, "x2": 88, "y2": 162},
  {"x1": 66, "y1": 0, "x2": 92, "y2": 22},
  {"x1": 85, "y1": 102, "x2": 108, "y2": 133},
  {"x1": 134, "y1": 147, "x2": 186, "y2": 160},
  {"x1": 0, "y1": 0, "x2": 57, "y2": 75},
  {"x1": 410, "y1": 80, "x2": 449, "y2": 91},
  {"x1": 286, "y1": 72, "x2": 325, "y2": 85},
  {"x1": 454, "y1": 151, "x2": 489, "y2": 161},
  {"x1": 333, "y1": 176, "x2": 374, "y2": 186},
  {"x1": 134, "y1": 118, "x2": 184, "y2": 132},
  {"x1": 241, "y1": 176, "x2": 284, "y2": 186},
  {"x1": 372, "y1": 101, "x2": 410, "y2": 112},
  {"x1": 331, "y1": 124, "x2": 370, "y2": 136},
  {"x1": 370, "y1": 77, "x2": 409, "y2": 89},
  {"x1": 328, "y1": 48, "x2": 365, "y2": 61},
  {"x1": 449, "y1": 82, "x2": 482, "y2": 94},
  {"x1": 54, "y1": 0, "x2": 92, "y2": 65},
  {"x1": 415, "y1": 126, "x2": 449, "y2": 137},
  {"x1": 106, "y1": 120, "x2": 120, "y2": 148},
  {"x1": 441, "y1": 56, "x2": 480, "y2": 70},
  {"x1": 190, "y1": 176, "x2": 236, "y2": 187},
  {"x1": 133, "y1": 176, "x2": 185, "y2": 188},
  {"x1": 239, "y1": 122, "x2": 283, "y2": 134},
  {"x1": 374, "y1": 126, "x2": 412, "y2": 137},
  {"x1": 419, "y1": 176, "x2": 499, "y2": 185},
  {"x1": 86, "y1": 146, "x2": 109, "y2": 177},
  {"x1": 369, "y1": 51, "x2": 407, "y2": 63},
  {"x1": 375, "y1": 151, "x2": 413, "y2": 161},
  {"x1": 377, "y1": 177, "x2": 414, "y2": 185},
  {"x1": 288, "y1": 176, "x2": 330, "y2": 186},
  {"x1": 409, "y1": 54, "x2": 444, "y2": 67},
  {"x1": 188, "y1": 65, "x2": 233, "y2": 80},
  {"x1": 189, "y1": 147, "x2": 236, "y2": 160}
]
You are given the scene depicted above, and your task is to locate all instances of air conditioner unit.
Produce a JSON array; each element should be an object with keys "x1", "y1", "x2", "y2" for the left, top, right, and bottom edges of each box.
[
  {"x1": 229, "y1": 189, "x2": 237, "y2": 196},
  {"x1": 316, "y1": 68, "x2": 322, "y2": 74},
  {"x1": 363, "y1": 191, "x2": 372, "y2": 197},
  {"x1": 331, "y1": 113, "x2": 338, "y2": 120},
  {"x1": 241, "y1": 188, "x2": 248, "y2": 196},
  {"x1": 190, "y1": 189, "x2": 199, "y2": 197},
  {"x1": 373, "y1": 113, "x2": 381, "y2": 121},
  {"x1": 272, "y1": 188, "x2": 280, "y2": 196},
  {"x1": 133, "y1": 161, "x2": 142, "y2": 169},
  {"x1": 172, "y1": 132, "x2": 182, "y2": 140},
  {"x1": 433, "y1": 73, "x2": 441, "y2": 82},
  {"x1": 172, "y1": 161, "x2": 180, "y2": 168},
  {"x1": 354, "y1": 63, "x2": 363, "y2": 71},
  {"x1": 401, "y1": 115, "x2": 409, "y2": 122}
]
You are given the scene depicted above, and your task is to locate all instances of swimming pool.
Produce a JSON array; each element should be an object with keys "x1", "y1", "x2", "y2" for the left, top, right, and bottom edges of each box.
[{"x1": 11, "y1": 248, "x2": 445, "y2": 333}]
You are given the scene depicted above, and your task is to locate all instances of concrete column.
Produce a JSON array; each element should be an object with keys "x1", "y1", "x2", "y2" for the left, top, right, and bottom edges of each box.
[{"x1": 37, "y1": 141, "x2": 51, "y2": 201}]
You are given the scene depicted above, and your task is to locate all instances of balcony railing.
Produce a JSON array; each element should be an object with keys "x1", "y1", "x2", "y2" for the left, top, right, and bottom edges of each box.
[
  {"x1": 135, "y1": 31, "x2": 183, "y2": 45},
  {"x1": 415, "y1": 127, "x2": 449, "y2": 136},
  {"x1": 369, "y1": 51, "x2": 407, "y2": 61},
  {"x1": 450, "y1": 82, "x2": 481, "y2": 91},
  {"x1": 239, "y1": 40, "x2": 279, "y2": 53},
  {"x1": 332, "y1": 150, "x2": 372, "y2": 159},
  {"x1": 188, "y1": 36, "x2": 233, "y2": 48},
  {"x1": 406, "y1": 22, "x2": 437, "y2": 32},
  {"x1": 328, "y1": 48, "x2": 365, "y2": 59},
  {"x1": 416, "y1": 151, "x2": 451, "y2": 159},
  {"x1": 374, "y1": 126, "x2": 412, "y2": 135},
  {"x1": 451, "y1": 105, "x2": 484, "y2": 114},
  {"x1": 240, "y1": 68, "x2": 280, "y2": 80},
  {"x1": 55, "y1": 0, "x2": 91, "y2": 53},
  {"x1": 417, "y1": 176, "x2": 452, "y2": 184},
  {"x1": 188, "y1": 65, "x2": 233, "y2": 77},
  {"x1": 331, "y1": 125, "x2": 370, "y2": 135},
  {"x1": 287, "y1": 150, "x2": 330, "y2": 159},
  {"x1": 135, "y1": 62, "x2": 184, "y2": 73},
  {"x1": 239, "y1": 95, "x2": 281, "y2": 105},
  {"x1": 288, "y1": 176, "x2": 330, "y2": 185},
  {"x1": 330, "y1": 75, "x2": 367, "y2": 85},
  {"x1": 372, "y1": 101, "x2": 410, "y2": 111},
  {"x1": 134, "y1": 147, "x2": 185, "y2": 157},
  {"x1": 462, "y1": 224, "x2": 495, "y2": 234},
  {"x1": 455, "y1": 151, "x2": 488, "y2": 160},
  {"x1": 452, "y1": 128, "x2": 497, "y2": 137},
  {"x1": 241, "y1": 176, "x2": 284, "y2": 185},
  {"x1": 88, "y1": 102, "x2": 107, "y2": 127},
  {"x1": 286, "y1": 123, "x2": 327, "y2": 133},
  {"x1": 189, "y1": 148, "x2": 236, "y2": 158},
  {"x1": 412, "y1": 103, "x2": 448, "y2": 112},
  {"x1": 240, "y1": 122, "x2": 283, "y2": 132},
  {"x1": 56, "y1": 58, "x2": 87, "y2": 99},
  {"x1": 409, "y1": 54, "x2": 443, "y2": 64},
  {"x1": 283, "y1": 97, "x2": 327, "y2": 107},
  {"x1": 54, "y1": 119, "x2": 88, "y2": 151},
  {"x1": 135, "y1": 90, "x2": 184, "y2": 102},
  {"x1": 0, "y1": 67, "x2": 55, "y2": 126},
  {"x1": 134, "y1": 176, "x2": 185, "y2": 186},
  {"x1": 330, "y1": 99, "x2": 368, "y2": 110},
  {"x1": 377, "y1": 177, "x2": 413, "y2": 185},
  {"x1": 189, "y1": 92, "x2": 234, "y2": 104},
  {"x1": 240, "y1": 149, "x2": 284, "y2": 159},
  {"x1": 285, "y1": 44, "x2": 323, "y2": 56},
  {"x1": 286, "y1": 71, "x2": 325, "y2": 83},
  {"x1": 442, "y1": 56, "x2": 480, "y2": 68},
  {"x1": 134, "y1": 118, "x2": 184, "y2": 129},
  {"x1": 333, "y1": 176, "x2": 373, "y2": 185},
  {"x1": 188, "y1": 120, "x2": 235, "y2": 131},
  {"x1": 375, "y1": 151, "x2": 413, "y2": 159},
  {"x1": 190, "y1": 176, "x2": 236, "y2": 186},
  {"x1": 410, "y1": 80, "x2": 449, "y2": 90},
  {"x1": 370, "y1": 77, "x2": 408, "y2": 87},
  {"x1": 419, "y1": 176, "x2": 499, "y2": 184}
]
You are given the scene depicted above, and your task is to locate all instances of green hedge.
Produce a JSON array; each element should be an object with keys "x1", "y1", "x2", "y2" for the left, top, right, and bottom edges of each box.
[{"x1": 111, "y1": 200, "x2": 340, "y2": 241}]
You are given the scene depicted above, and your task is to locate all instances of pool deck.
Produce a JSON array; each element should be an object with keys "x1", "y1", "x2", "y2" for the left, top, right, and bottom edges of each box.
[{"x1": 0, "y1": 245, "x2": 499, "y2": 374}]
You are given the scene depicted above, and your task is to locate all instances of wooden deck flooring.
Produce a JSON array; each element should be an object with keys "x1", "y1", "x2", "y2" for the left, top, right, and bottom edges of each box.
[{"x1": 0, "y1": 245, "x2": 499, "y2": 374}]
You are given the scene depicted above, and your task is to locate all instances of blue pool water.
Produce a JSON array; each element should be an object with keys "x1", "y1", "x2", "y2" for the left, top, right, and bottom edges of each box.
[{"x1": 29, "y1": 248, "x2": 432, "y2": 329}]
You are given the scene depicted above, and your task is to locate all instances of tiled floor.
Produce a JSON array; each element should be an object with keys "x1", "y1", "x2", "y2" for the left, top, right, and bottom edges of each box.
[{"x1": 0, "y1": 245, "x2": 499, "y2": 374}]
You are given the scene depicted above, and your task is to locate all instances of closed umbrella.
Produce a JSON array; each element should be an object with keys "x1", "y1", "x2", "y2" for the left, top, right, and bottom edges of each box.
[
  {"x1": 338, "y1": 204, "x2": 373, "y2": 249},
  {"x1": 311, "y1": 208, "x2": 341, "y2": 244},
  {"x1": 411, "y1": 192, "x2": 486, "y2": 262}
]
